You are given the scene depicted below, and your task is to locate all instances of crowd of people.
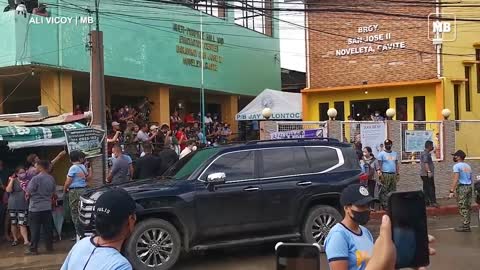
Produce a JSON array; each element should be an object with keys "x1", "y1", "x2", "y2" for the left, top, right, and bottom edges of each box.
[
  {"x1": 348, "y1": 110, "x2": 386, "y2": 122},
  {"x1": 0, "y1": 151, "x2": 66, "y2": 255},
  {"x1": 106, "y1": 100, "x2": 233, "y2": 161}
]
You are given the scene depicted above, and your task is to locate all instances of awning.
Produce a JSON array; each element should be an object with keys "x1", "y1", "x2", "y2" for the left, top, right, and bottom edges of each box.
[
  {"x1": 236, "y1": 89, "x2": 302, "y2": 121},
  {"x1": 0, "y1": 122, "x2": 87, "y2": 149},
  {"x1": 0, "y1": 112, "x2": 88, "y2": 127}
]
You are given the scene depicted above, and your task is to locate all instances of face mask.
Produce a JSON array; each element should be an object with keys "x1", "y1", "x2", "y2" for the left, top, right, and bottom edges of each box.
[
  {"x1": 351, "y1": 210, "x2": 370, "y2": 225},
  {"x1": 375, "y1": 113, "x2": 379, "y2": 117},
  {"x1": 453, "y1": 157, "x2": 458, "y2": 162},
  {"x1": 17, "y1": 173, "x2": 26, "y2": 179}
]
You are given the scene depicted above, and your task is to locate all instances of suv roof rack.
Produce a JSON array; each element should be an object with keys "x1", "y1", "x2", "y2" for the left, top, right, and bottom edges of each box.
[{"x1": 246, "y1": 137, "x2": 340, "y2": 145}]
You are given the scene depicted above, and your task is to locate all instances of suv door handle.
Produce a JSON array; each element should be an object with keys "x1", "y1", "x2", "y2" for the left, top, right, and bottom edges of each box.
[
  {"x1": 297, "y1": 181, "x2": 312, "y2": 186},
  {"x1": 243, "y1": 187, "x2": 261, "y2": 192}
]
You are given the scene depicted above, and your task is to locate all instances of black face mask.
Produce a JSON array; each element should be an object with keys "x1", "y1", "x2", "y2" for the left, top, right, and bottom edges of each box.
[
  {"x1": 351, "y1": 210, "x2": 371, "y2": 225},
  {"x1": 385, "y1": 145, "x2": 392, "y2": 151},
  {"x1": 453, "y1": 157, "x2": 458, "y2": 162}
]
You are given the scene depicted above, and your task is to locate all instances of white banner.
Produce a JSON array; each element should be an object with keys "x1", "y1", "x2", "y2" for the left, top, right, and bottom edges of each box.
[
  {"x1": 270, "y1": 128, "x2": 327, "y2": 140},
  {"x1": 360, "y1": 122, "x2": 386, "y2": 157},
  {"x1": 405, "y1": 130, "x2": 434, "y2": 152}
]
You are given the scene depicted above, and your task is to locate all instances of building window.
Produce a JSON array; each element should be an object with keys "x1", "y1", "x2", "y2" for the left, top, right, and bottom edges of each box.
[
  {"x1": 454, "y1": 84, "x2": 460, "y2": 120},
  {"x1": 233, "y1": 0, "x2": 273, "y2": 36},
  {"x1": 194, "y1": 0, "x2": 226, "y2": 18},
  {"x1": 414, "y1": 96, "x2": 426, "y2": 121},
  {"x1": 334, "y1": 101, "x2": 345, "y2": 121},
  {"x1": 454, "y1": 84, "x2": 460, "y2": 130},
  {"x1": 465, "y1": 66, "x2": 472, "y2": 111},
  {"x1": 476, "y1": 49, "x2": 480, "y2": 93},
  {"x1": 396, "y1": 97, "x2": 408, "y2": 121},
  {"x1": 319, "y1": 103, "x2": 329, "y2": 121}
]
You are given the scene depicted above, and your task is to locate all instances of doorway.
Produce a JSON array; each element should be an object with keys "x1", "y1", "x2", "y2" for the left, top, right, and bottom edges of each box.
[{"x1": 350, "y1": 99, "x2": 389, "y2": 121}]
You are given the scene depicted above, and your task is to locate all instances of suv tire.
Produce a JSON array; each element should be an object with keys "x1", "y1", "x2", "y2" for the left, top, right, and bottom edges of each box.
[
  {"x1": 301, "y1": 205, "x2": 342, "y2": 252},
  {"x1": 124, "y1": 219, "x2": 181, "y2": 270}
]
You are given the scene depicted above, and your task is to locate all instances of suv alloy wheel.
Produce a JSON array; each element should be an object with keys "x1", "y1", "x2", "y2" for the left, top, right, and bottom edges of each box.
[
  {"x1": 125, "y1": 219, "x2": 181, "y2": 270},
  {"x1": 302, "y1": 205, "x2": 342, "y2": 252}
]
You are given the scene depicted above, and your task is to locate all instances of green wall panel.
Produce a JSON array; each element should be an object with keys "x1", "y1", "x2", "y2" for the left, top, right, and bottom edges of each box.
[{"x1": 0, "y1": 0, "x2": 281, "y2": 96}]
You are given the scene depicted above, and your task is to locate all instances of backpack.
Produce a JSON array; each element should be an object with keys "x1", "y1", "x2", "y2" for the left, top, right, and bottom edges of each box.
[{"x1": 363, "y1": 158, "x2": 377, "y2": 180}]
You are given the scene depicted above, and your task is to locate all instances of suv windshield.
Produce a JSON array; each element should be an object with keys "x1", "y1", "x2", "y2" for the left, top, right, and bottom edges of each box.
[{"x1": 164, "y1": 147, "x2": 221, "y2": 180}]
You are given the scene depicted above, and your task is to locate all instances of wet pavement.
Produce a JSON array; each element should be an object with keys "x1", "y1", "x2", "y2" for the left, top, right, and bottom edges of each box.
[{"x1": 0, "y1": 214, "x2": 478, "y2": 270}]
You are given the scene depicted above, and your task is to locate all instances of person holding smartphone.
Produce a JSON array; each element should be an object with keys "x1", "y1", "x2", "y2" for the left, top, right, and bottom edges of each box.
[
  {"x1": 64, "y1": 151, "x2": 92, "y2": 240},
  {"x1": 325, "y1": 184, "x2": 376, "y2": 270}
]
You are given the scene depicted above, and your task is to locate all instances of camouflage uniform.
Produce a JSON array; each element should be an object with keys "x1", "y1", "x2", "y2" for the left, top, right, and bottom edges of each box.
[
  {"x1": 69, "y1": 188, "x2": 85, "y2": 236},
  {"x1": 456, "y1": 185, "x2": 472, "y2": 227},
  {"x1": 379, "y1": 173, "x2": 397, "y2": 209}
]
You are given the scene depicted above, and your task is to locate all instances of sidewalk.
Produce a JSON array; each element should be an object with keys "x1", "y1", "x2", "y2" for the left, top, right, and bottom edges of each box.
[{"x1": 371, "y1": 198, "x2": 480, "y2": 220}]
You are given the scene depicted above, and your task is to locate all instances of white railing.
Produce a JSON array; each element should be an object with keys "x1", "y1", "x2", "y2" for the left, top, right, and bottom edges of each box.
[{"x1": 275, "y1": 121, "x2": 328, "y2": 133}]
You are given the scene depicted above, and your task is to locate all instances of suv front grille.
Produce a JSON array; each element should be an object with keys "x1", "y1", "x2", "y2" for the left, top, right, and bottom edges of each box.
[{"x1": 79, "y1": 196, "x2": 95, "y2": 229}]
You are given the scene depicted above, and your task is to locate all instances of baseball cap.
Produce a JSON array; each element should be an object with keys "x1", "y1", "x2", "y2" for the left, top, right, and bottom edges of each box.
[
  {"x1": 452, "y1": 150, "x2": 467, "y2": 159},
  {"x1": 95, "y1": 189, "x2": 136, "y2": 225},
  {"x1": 384, "y1": 139, "x2": 393, "y2": 145},
  {"x1": 111, "y1": 121, "x2": 120, "y2": 126},
  {"x1": 340, "y1": 184, "x2": 376, "y2": 206}
]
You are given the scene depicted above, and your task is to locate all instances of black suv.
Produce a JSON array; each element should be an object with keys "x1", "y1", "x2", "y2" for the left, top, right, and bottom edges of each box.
[{"x1": 79, "y1": 138, "x2": 364, "y2": 270}]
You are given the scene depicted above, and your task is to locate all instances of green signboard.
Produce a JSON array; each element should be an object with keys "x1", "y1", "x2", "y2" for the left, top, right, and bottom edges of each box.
[{"x1": 0, "y1": 122, "x2": 86, "y2": 142}]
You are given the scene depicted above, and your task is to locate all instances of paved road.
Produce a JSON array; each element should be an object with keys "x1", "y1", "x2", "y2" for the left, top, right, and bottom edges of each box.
[{"x1": 0, "y1": 215, "x2": 478, "y2": 270}]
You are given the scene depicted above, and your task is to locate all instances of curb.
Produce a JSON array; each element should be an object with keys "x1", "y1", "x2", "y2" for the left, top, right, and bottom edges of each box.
[{"x1": 371, "y1": 204, "x2": 480, "y2": 220}]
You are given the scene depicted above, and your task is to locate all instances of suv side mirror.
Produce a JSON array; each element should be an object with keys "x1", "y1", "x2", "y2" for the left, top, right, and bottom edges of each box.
[{"x1": 207, "y1": 172, "x2": 226, "y2": 184}]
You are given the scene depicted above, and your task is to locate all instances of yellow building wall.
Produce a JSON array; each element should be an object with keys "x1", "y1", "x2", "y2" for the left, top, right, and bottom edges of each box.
[
  {"x1": 442, "y1": 2, "x2": 480, "y2": 121},
  {"x1": 147, "y1": 86, "x2": 170, "y2": 125},
  {"x1": 442, "y1": 1, "x2": 480, "y2": 158},
  {"x1": 304, "y1": 84, "x2": 438, "y2": 121},
  {"x1": 40, "y1": 72, "x2": 73, "y2": 115}
]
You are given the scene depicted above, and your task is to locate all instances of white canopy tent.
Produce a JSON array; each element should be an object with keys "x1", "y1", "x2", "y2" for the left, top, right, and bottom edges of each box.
[{"x1": 236, "y1": 89, "x2": 302, "y2": 121}]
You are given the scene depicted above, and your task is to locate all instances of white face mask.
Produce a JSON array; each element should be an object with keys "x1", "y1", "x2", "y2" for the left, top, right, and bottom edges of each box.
[{"x1": 375, "y1": 113, "x2": 379, "y2": 117}]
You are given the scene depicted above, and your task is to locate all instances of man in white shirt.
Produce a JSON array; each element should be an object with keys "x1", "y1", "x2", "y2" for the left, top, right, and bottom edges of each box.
[
  {"x1": 136, "y1": 123, "x2": 156, "y2": 143},
  {"x1": 204, "y1": 113, "x2": 213, "y2": 125}
]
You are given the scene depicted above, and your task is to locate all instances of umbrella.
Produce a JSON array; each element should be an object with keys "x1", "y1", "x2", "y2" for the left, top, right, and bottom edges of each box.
[{"x1": 52, "y1": 206, "x2": 64, "y2": 240}]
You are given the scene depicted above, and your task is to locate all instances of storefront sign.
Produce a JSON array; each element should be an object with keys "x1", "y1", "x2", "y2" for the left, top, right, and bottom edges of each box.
[
  {"x1": 173, "y1": 23, "x2": 224, "y2": 71},
  {"x1": 0, "y1": 123, "x2": 85, "y2": 142},
  {"x1": 405, "y1": 130, "x2": 434, "y2": 152},
  {"x1": 360, "y1": 123, "x2": 386, "y2": 157},
  {"x1": 237, "y1": 112, "x2": 302, "y2": 121},
  {"x1": 65, "y1": 128, "x2": 106, "y2": 158},
  {"x1": 335, "y1": 24, "x2": 407, "y2": 57},
  {"x1": 270, "y1": 128, "x2": 327, "y2": 140}
]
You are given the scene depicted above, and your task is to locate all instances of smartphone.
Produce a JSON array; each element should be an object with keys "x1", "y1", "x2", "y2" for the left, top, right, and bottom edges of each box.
[
  {"x1": 275, "y1": 242, "x2": 320, "y2": 270},
  {"x1": 388, "y1": 191, "x2": 429, "y2": 269}
]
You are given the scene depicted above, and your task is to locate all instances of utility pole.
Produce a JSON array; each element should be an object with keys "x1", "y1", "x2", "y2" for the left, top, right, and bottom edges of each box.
[
  {"x1": 89, "y1": 0, "x2": 107, "y2": 186},
  {"x1": 200, "y1": 12, "x2": 206, "y2": 143}
]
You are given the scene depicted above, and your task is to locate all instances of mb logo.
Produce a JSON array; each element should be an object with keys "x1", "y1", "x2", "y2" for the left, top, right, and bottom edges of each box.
[{"x1": 428, "y1": 13, "x2": 457, "y2": 43}]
